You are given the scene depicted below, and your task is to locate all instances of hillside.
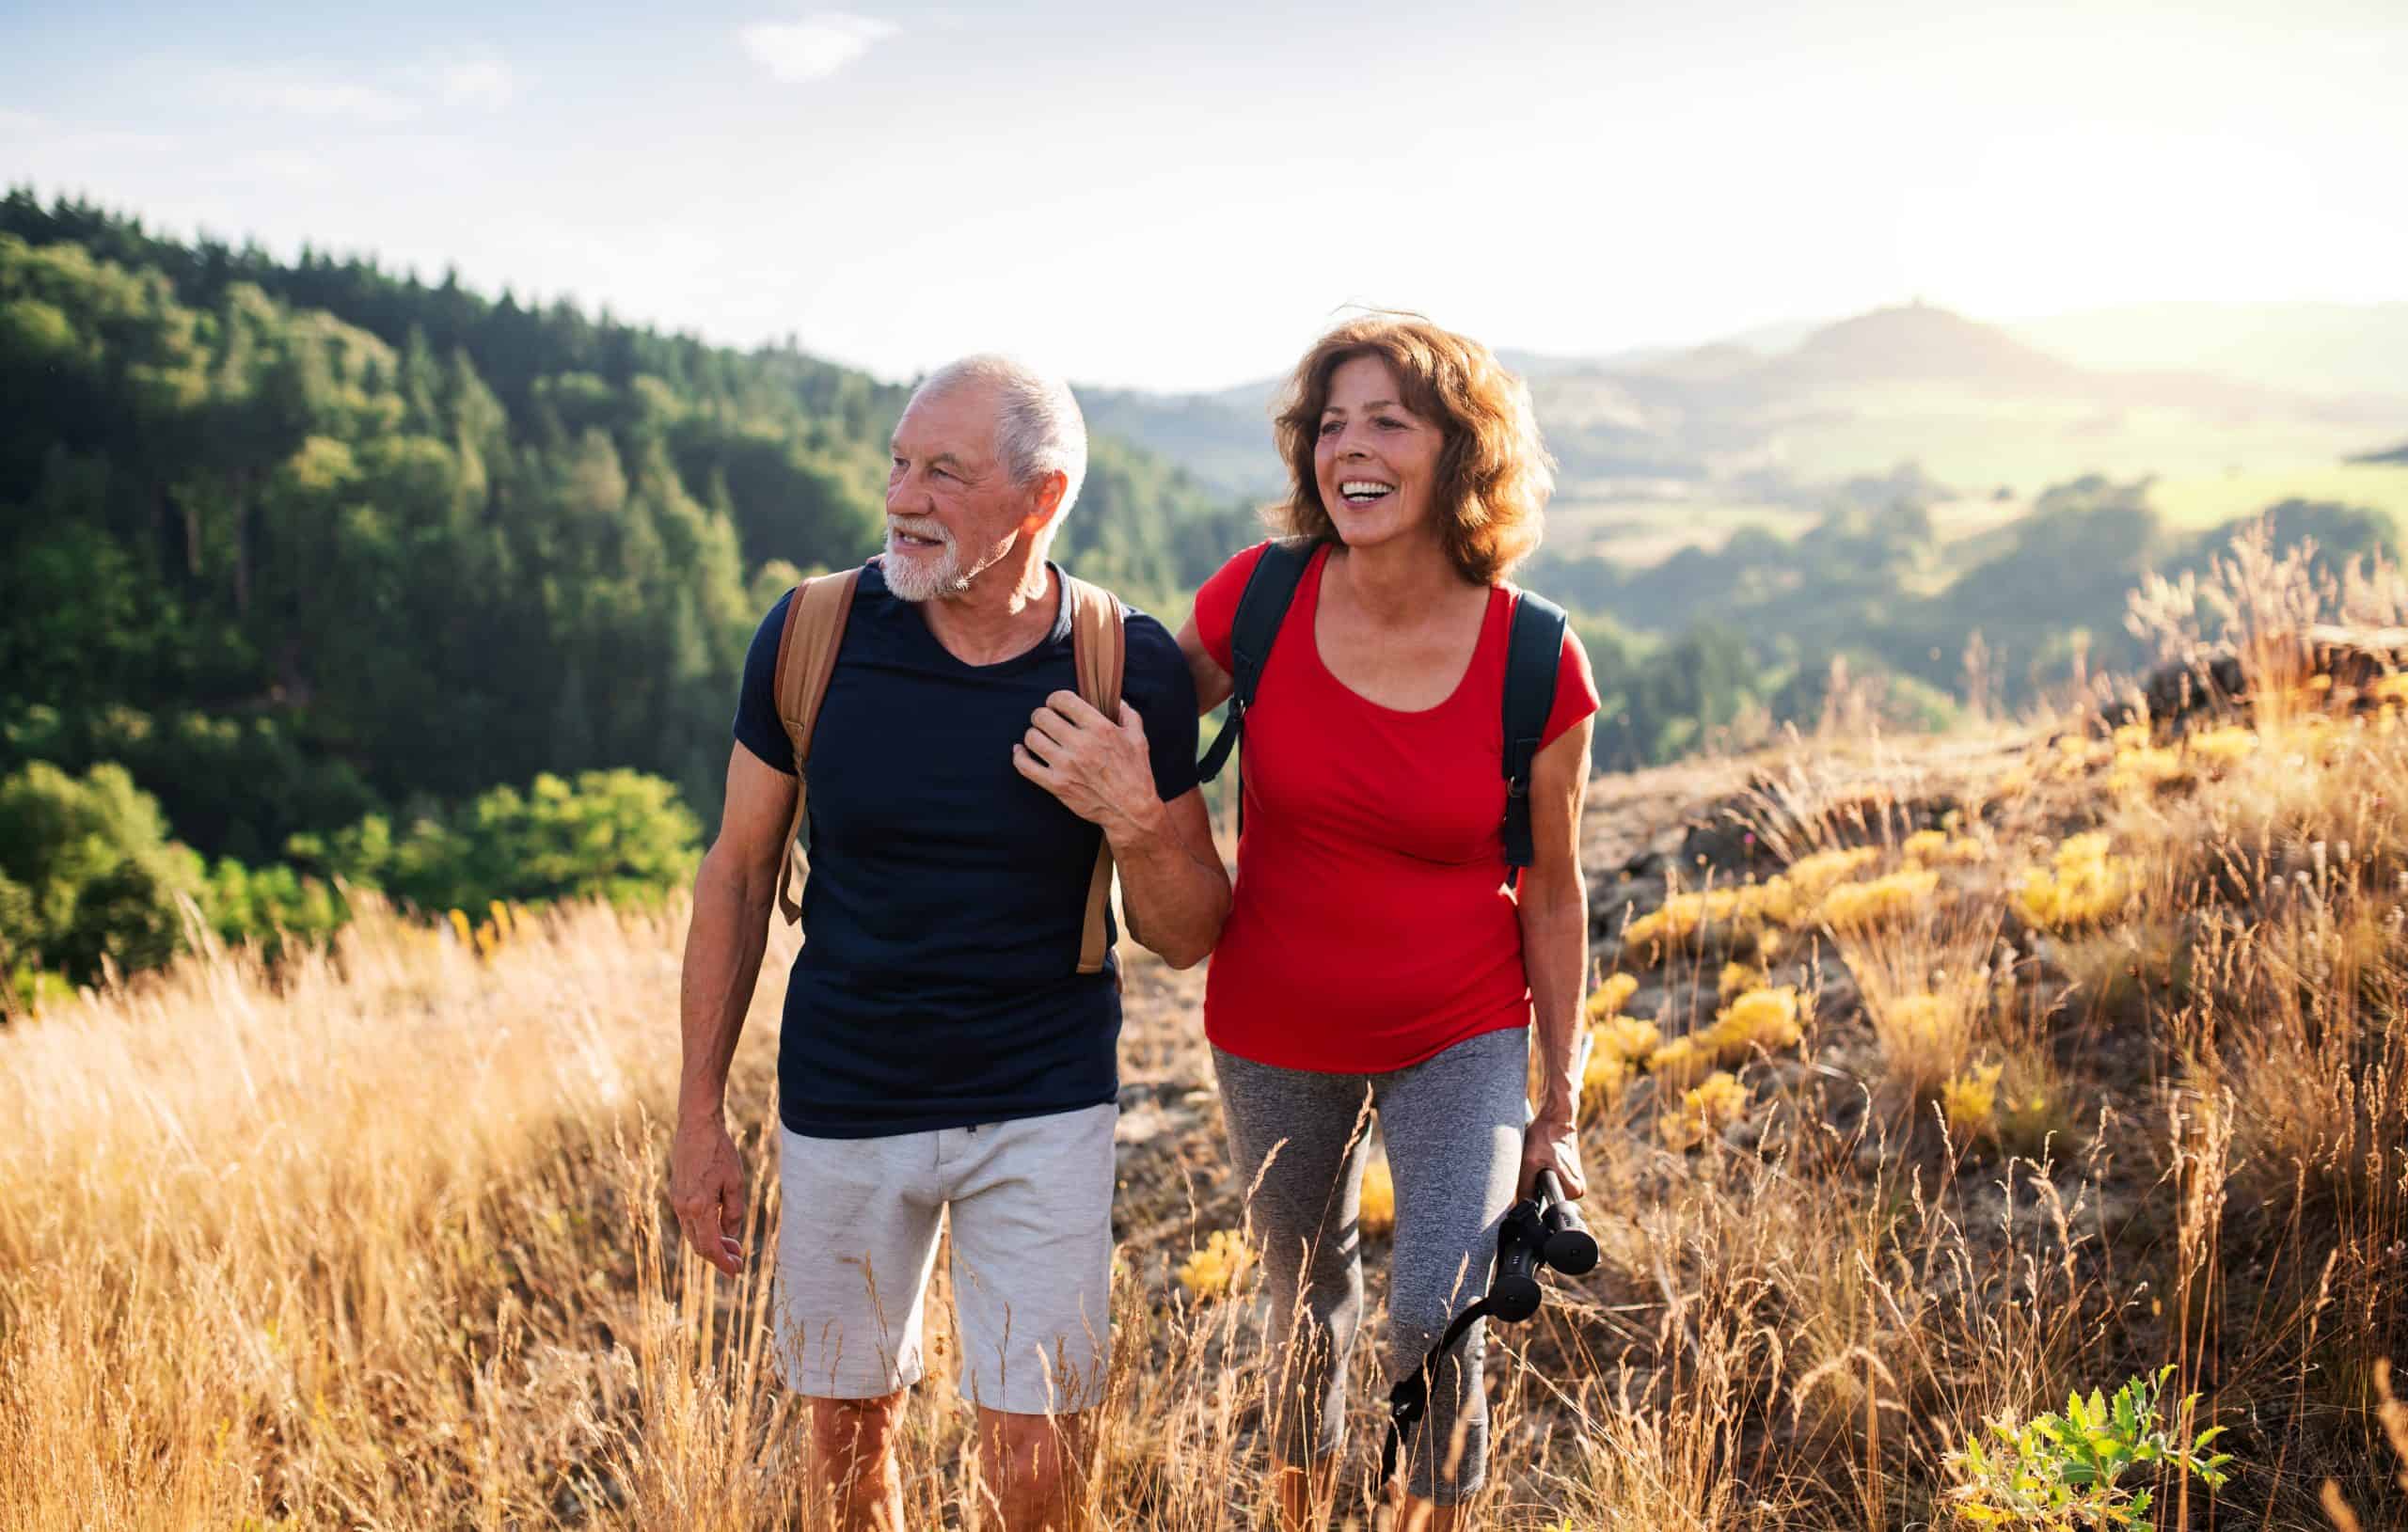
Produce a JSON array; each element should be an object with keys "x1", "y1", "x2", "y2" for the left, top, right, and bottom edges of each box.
[
  {"x1": 8, "y1": 537, "x2": 2407, "y2": 1524},
  {"x1": 0, "y1": 191, "x2": 1252, "y2": 865}
]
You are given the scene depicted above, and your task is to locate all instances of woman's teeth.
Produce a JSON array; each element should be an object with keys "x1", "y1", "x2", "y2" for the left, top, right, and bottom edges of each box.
[{"x1": 1339, "y1": 481, "x2": 1394, "y2": 504}]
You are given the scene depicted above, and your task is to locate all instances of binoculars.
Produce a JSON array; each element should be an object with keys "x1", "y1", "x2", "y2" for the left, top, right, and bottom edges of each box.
[
  {"x1": 1381, "y1": 1169, "x2": 1598, "y2": 1487},
  {"x1": 1487, "y1": 1169, "x2": 1597, "y2": 1320}
]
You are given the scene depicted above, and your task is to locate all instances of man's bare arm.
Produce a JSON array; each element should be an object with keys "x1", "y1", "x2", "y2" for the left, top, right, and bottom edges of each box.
[
  {"x1": 670, "y1": 744, "x2": 796, "y2": 1276},
  {"x1": 1110, "y1": 785, "x2": 1229, "y2": 970}
]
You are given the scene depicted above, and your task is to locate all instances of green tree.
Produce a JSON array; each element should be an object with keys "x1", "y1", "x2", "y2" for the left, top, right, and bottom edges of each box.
[{"x1": 0, "y1": 762, "x2": 198, "y2": 984}]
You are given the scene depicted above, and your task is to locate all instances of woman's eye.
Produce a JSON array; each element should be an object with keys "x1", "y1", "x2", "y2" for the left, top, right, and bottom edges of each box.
[
  {"x1": 1376, "y1": 416, "x2": 1404, "y2": 430},
  {"x1": 1318, "y1": 419, "x2": 1341, "y2": 436}
]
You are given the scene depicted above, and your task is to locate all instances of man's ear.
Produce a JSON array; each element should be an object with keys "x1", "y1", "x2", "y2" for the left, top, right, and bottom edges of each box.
[{"x1": 1022, "y1": 468, "x2": 1069, "y2": 534}]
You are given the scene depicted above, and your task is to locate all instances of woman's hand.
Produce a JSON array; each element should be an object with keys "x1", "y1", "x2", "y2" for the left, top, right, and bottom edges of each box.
[
  {"x1": 1015, "y1": 690, "x2": 1162, "y2": 841},
  {"x1": 1519, "y1": 1110, "x2": 1586, "y2": 1200}
]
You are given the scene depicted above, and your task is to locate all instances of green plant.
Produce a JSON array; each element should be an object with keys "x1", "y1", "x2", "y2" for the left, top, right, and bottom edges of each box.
[{"x1": 1945, "y1": 1366, "x2": 2231, "y2": 1528}]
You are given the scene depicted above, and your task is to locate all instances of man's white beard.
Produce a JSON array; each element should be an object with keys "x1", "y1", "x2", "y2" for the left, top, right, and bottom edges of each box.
[{"x1": 881, "y1": 527, "x2": 967, "y2": 603}]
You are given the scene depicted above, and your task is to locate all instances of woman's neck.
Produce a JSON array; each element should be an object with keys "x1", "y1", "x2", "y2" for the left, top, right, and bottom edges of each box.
[{"x1": 1324, "y1": 527, "x2": 1474, "y2": 626}]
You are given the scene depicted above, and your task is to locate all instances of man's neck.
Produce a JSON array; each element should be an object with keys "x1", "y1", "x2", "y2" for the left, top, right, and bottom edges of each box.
[{"x1": 914, "y1": 544, "x2": 1059, "y2": 666}]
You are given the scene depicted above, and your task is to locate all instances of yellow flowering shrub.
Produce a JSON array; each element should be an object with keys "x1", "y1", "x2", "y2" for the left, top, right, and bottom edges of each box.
[
  {"x1": 1176, "y1": 1230, "x2": 1257, "y2": 1301},
  {"x1": 1646, "y1": 1034, "x2": 1712, "y2": 1090},
  {"x1": 1584, "y1": 971, "x2": 1640, "y2": 1022},
  {"x1": 1997, "y1": 1079, "x2": 2060, "y2": 1154},
  {"x1": 1820, "y1": 869, "x2": 1940, "y2": 932},
  {"x1": 2368, "y1": 672, "x2": 2408, "y2": 707},
  {"x1": 2013, "y1": 832, "x2": 2137, "y2": 931},
  {"x1": 1661, "y1": 1071, "x2": 1749, "y2": 1150},
  {"x1": 1580, "y1": 1050, "x2": 1627, "y2": 1119},
  {"x1": 1783, "y1": 845, "x2": 1881, "y2": 900},
  {"x1": 1741, "y1": 879, "x2": 1803, "y2": 928},
  {"x1": 1358, "y1": 1157, "x2": 1395, "y2": 1239},
  {"x1": 2049, "y1": 734, "x2": 2111, "y2": 779},
  {"x1": 1595, "y1": 1015, "x2": 1662, "y2": 1063},
  {"x1": 1705, "y1": 986, "x2": 1803, "y2": 1062},
  {"x1": 1868, "y1": 987, "x2": 1981, "y2": 1088},
  {"x1": 1718, "y1": 961, "x2": 1758, "y2": 1000},
  {"x1": 1941, "y1": 1062, "x2": 2003, "y2": 1141},
  {"x1": 1622, "y1": 890, "x2": 1718, "y2": 951},
  {"x1": 2185, "y1": 724, "x2": 2258, "y2": 766},
  {"x1": 2107, "y1": 745, "x2": 2191, "y2": 798},
  {"x1": 1622, "y1": 878, "x2": 1798, "y2": 956}
]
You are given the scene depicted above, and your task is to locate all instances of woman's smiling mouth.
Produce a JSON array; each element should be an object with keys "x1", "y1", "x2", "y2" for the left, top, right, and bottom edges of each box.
[{"x1": 1338, "y1": 480, "x2": 1395, "y2": 506}]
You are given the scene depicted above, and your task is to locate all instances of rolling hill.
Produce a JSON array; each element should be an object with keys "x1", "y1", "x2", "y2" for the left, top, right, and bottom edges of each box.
[{"x1": 1085, "y1": 301, "x2": 2408, "y2": 566}]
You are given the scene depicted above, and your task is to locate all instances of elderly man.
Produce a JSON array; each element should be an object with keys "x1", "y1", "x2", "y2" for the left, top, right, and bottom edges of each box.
[{"x1": 671, "y1": 355, "x2": 1228, "y2": 1531}]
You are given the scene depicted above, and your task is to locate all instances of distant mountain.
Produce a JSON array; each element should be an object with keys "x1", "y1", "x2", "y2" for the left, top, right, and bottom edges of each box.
[{"x1": 1751, "y1": 302, "x2": 2079, "y2": 394}]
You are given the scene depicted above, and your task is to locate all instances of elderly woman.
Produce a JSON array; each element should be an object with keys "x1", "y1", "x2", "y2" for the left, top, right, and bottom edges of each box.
[{"x1": 1177, "y1": 315, "x2": 1597, "y2": 1530}]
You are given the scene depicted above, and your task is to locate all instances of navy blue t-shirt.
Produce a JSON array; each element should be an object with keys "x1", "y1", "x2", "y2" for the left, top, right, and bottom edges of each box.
[{"x1": 733, "y1": 562, "x2": 1200, "y2": 1138}]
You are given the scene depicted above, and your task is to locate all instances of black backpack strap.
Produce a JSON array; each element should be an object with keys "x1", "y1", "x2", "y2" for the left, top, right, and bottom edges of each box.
[
  {"x1": 1500, "y1": 587, "x2": 1569, "y2": 877},
  {"x1": 1196, "y1": 539, "x2": 1317, "y2": 782}
]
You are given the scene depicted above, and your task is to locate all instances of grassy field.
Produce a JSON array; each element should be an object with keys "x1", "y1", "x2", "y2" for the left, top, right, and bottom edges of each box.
[
  {"x1": 1545, "y1": 387, "x2": 2407, "y2": 569},
  {"x1": 7, "y1": 541, "x2": 2408, "y2": 1527},
  {"x1": 2146, "y1": 465, "x2": 2408, "y2": 531},
  {"x1": 1760, "y1": 388, "x2": 2397, "y2": 495}
]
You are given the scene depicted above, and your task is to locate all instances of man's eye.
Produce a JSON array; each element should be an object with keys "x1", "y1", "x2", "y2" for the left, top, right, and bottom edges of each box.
[
  {"x1": 891, "y1": 458, "x2": 907, "y2": 471},
  {"x1": 930, "y1": 466, "x2": 953, "y2": 481}
]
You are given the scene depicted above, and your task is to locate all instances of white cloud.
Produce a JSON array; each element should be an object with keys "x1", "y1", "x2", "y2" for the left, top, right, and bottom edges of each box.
[
  {"x1": 738, "y1": 12, "x2": 896, "y2": 84},
  {"x1": 431, "y1": 55, "x2": 514, "y2": 110},
  {"x1": 206, "y1": 68, "x2": 420, "y2": 124}
]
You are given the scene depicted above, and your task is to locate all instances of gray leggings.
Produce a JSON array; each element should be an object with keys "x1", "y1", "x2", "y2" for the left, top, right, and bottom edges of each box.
[{"x1": 1212, "y1": 1027, "x2": 1528, "y2": 1506}]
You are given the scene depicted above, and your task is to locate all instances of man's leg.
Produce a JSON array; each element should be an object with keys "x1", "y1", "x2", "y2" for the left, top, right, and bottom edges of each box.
[
  {"x1": 807, "y1": 1391, "x2": 908, "y2": 1532},
  {"x1": 973, "y1": 1405, "x2": 1092, "y2": 1532},
  {"x1": 941, "y1": 1103, "x2": 1118, "y2": 1529},
  {"x1": 774, "y1": 1127, "x2": 945, "y2": 1527}
]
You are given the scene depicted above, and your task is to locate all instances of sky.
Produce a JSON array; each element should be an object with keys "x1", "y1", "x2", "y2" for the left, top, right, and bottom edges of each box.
[{"x1": 5, "y1": 0, "x2": 2405, "y2": 392}]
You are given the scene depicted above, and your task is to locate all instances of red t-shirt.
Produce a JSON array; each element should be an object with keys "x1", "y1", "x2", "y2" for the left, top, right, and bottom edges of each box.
[{"x1": 1195, "y1": 542, "x2": 1600, "y2": 1074}]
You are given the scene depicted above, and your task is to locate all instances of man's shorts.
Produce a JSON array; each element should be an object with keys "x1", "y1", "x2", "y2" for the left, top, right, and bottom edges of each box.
[{"x1": 773, "y1": 1101, "x2": 1117, "y2": 1414}]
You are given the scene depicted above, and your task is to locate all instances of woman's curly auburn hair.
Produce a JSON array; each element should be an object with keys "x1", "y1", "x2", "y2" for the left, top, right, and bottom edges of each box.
[{"x1": 1269, "y1": 313, "x2": 1555, "y2": 585}]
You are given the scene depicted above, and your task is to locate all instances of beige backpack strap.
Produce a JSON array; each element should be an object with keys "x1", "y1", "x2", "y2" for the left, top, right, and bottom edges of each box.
[
  {"x1": 770, "y1": 567, "x2": 863, "y2": 924},
  {"x1": 1062, "y1": 573, "x2": 1127, "y2": 974}
]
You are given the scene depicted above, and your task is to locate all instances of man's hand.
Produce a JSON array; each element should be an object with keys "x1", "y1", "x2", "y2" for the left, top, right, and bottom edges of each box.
[
  {"x1": 1013, "y1": 691, "x2": 1163, "y2": 841},
  {"x1": 1519, "y1": 1111, "x2": 1587, "y2": 1201},
  {"x1": 670, "y1": 1114, "x2": 748, "y2": 1277}
]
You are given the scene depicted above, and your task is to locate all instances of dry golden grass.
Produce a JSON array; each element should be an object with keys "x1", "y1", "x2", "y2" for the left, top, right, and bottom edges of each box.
[{"x1": 9, "y1": 531, "x2": 2408, "y2": 1527}]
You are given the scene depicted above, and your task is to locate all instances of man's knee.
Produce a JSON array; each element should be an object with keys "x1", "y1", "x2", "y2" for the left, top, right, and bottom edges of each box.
[
  {"x1": 977, "y1": 1405, "x2": 1089, "y2": 1478},
  {"x1": 809, "y1": 1390, "x2": 907, "y2": 1465}
]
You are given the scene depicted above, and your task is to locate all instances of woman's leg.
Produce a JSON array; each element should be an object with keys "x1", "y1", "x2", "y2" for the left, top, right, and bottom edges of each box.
[
  {"x1": 1372, "y1": 1026, "x2": 1530, "y2": 1521},
  {"x1": 1211, "y1": 1047, "x2": 1377, "y2": 1531}
]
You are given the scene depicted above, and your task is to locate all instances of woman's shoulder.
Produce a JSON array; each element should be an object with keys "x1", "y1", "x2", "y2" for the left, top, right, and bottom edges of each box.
[{"x1": 1191, "y1": 539, "x2": 1295, "y2": 667}]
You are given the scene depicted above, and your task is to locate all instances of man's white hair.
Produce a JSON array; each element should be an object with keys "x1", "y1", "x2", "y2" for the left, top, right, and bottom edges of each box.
[{"x1": 913, "y1": 355, "x2": 1087, "y2": 520}]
